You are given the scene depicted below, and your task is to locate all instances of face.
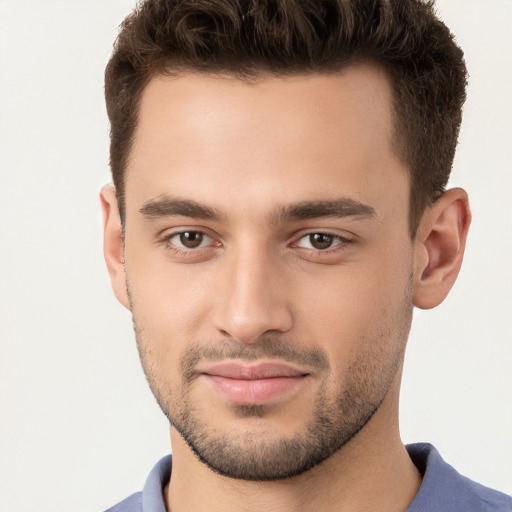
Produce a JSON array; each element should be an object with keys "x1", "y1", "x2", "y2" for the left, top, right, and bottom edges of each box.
[{"x1": 121, "y1": 66, "x2": 415, "y2": 480}]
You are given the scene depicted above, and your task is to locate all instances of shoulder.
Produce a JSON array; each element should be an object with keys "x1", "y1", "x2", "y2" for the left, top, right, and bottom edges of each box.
[
  {"x1": 103, "y1": 492, "x2": 142, "y2": 512},
  {"x1": 407, "y1": 443, "x2": 512, "y2": 512}
]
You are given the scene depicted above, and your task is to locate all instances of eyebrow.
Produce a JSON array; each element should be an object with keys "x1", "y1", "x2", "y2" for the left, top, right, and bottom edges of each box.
[
  {"x1": 140, "y1": 196, "x2": 224, "y2": 220},
  {"x1": 270, "y1": 198, "x2": 376, "y2": 223},
  {"x1": 139, "y1": 195, "x2": 376, "y2": 223}
]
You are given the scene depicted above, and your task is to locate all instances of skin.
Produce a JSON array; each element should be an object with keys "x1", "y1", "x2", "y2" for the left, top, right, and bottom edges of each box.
[{"x1": 101, "y1": 64, "x2": 471, "y2": 511}]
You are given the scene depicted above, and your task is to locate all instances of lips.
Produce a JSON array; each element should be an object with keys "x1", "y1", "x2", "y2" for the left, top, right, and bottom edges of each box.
[{"x1": 200, "y1": 362, "x2": 310, "y2": 405}]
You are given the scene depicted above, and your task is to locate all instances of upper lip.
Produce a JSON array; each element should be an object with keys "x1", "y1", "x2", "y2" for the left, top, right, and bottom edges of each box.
[{"x1": 200, "y1": 361, "x2": 309, "y2": 380}]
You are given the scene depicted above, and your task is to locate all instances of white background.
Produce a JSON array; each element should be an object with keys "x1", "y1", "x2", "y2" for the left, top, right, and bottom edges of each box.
[{"x1": 0, "y1": 1, "x2": 510, "y2": 510}]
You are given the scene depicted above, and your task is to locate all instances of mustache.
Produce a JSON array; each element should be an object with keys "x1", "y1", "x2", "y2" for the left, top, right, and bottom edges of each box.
[{"x1": 180, "y1": 337, "x2": 330, "y2": 382}]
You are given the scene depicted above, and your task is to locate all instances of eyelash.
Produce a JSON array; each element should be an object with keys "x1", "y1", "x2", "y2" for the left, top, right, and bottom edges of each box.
[
  {"x1": 292, "y1": 232, "x2": 354, "y2": 253},
  {"x1": 161, "y1": 230, "x2": 216, "y2": 255},
  {"x1": 159, "y1": 230, "x2": 354, "y2": 256}
]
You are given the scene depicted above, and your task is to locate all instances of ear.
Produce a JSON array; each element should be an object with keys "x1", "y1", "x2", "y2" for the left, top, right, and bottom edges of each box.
[
  {"x1": 413, "y1": 188, "x2": 471, "y2": 310},
  {"x1": 100, "y1": 185, "x2": 131, "y2": 310}
]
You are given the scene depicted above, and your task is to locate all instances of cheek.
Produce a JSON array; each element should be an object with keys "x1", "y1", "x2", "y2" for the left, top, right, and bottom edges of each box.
[
  {"x1": 125, "y1": 260, "x2": 220, "y2": 386},
  {"x1": 294, "y1": 244, "x2": 414, "y2": 367},
  {"x1": 125, "y1": 245, "x2": 215, "y2": 333}
]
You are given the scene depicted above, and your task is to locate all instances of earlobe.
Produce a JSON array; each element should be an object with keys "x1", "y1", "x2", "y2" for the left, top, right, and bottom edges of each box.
[
  {"x1": 100, "y1": 185, "x2": 131, "y2": 310},
  {"x1": 413, "y1": 188, "x2": 471, "y2": 310}
]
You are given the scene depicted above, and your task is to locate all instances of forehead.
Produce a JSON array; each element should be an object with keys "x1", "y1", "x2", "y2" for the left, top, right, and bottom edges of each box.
[{"x1": 126, "y1": 65, "x2": 408, "y2": 222}]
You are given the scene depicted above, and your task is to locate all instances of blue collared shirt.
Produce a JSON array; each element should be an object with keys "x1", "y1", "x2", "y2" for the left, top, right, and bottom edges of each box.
[{"x1": 105, "y1": 443, "x2": 512, "y2": 511}]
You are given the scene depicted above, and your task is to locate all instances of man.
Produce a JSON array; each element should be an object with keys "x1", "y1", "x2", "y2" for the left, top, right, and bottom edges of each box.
[{"x1": 100, "y1": 0, "x2": 511, "y2": 510}]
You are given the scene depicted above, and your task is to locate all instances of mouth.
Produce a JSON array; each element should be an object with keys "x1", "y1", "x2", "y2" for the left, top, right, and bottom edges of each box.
[{"x1": 199, "y1": 361, "x2": 310, "y2": 405}]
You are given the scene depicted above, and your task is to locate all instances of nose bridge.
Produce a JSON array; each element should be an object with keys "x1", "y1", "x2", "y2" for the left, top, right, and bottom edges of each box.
[{"x1": 214, "y1": 240, "x2": 292, "y2": 344}]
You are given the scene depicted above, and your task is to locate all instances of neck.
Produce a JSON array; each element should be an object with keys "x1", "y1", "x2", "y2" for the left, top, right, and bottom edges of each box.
[{"x1": 165, "y1": 391, "x2": 422, "y2": 512}]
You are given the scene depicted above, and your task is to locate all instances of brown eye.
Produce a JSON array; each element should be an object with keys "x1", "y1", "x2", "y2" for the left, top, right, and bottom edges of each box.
[
  {"x1": 295, "y1": 232, "x2": 349, "y2": 252},
  {"x1": 179, "y1": 231, "x2": 204, "y2": 248},
  {"x1": 309, "y1": 233, "x2": 334, "y2": 249}
]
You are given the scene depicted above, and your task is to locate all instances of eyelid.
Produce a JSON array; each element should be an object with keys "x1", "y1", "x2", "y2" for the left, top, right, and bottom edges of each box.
[
  {"x1": 290, "y1": 230, "x2": 356, "y2": 252},
  {"x1": 159, "y1": 227, "x2": 220, "y2": 252},
  {"x1": 296, "y1": 234, "x2": 342, "y2": 249}
]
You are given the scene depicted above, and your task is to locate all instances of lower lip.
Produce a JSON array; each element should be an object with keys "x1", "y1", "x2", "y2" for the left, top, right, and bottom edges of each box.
[{"x1": 203, "y1": 375, "x2": 308, "y2": 405}]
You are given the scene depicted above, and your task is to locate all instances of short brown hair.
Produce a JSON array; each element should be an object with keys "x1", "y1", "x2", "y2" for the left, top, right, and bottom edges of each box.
[{"x1": 105, "y1": 0, "x2": 467, "y2": 237}]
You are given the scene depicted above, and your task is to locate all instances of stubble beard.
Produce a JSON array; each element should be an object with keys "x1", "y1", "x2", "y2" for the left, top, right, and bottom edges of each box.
[
  {"x1": 130, "y1": 280, "x2": 413, "y2": 482},
  {"x1": 166, "y1": 359, "x2": 392, "y2": 481}
]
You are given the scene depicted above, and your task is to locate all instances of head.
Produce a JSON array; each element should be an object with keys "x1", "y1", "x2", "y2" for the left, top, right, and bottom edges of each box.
[{"x1": 101, "y1": 0, "x2": 470, "y2": 481}]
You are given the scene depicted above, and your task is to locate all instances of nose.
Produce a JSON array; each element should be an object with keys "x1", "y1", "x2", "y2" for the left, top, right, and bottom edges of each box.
[{"x1": 213, "y1": 247, "x2": 293, "y2": 344}]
